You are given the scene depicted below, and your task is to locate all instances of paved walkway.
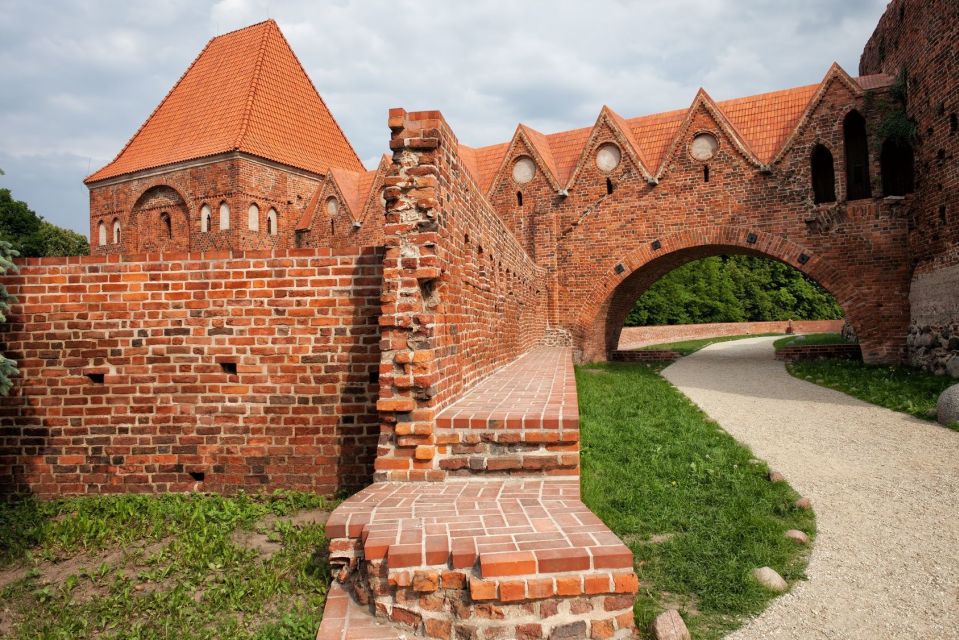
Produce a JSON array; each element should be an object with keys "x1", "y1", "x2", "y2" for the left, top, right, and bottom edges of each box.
[{"x1": 662, "y1": 337, "x2": 959, "y2": 639}]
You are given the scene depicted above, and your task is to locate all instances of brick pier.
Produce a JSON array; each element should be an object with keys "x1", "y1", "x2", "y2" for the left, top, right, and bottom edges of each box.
[{"x1": 318, "y1": 348, "x2": 638, "y2": 640}]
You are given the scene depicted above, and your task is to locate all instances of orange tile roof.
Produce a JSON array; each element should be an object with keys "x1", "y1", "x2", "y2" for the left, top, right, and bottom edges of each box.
[
  {"x1": 86, "y1": 20, "x2": 363, "y2": 183},
  {"x1": 460, "y1": 73, "x2": 888, "y2": 190},
  {"x1": 519, "y1": 125, "x2": 559, "y2": 185}
]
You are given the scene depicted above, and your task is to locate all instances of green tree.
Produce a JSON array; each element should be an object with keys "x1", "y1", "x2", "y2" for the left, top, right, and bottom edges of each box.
[
  {"x1": 0, "y1": 188, "x2": 89, "y2": 257},
  {"x1": 625, "y1": 255, "x2": 842, "y2": 326},
  {"x1": 0, "y1": 239, "x2": 19, "y2": 394}
]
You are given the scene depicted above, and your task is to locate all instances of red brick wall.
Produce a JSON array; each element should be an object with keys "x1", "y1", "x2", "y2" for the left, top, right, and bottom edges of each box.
[
  {"x1": 618, "y1": 320, "x2": 845, "y2": 350},
  {"x1": 480, "y1": 79, "x2": 913, "y2": 365},
  {"x1": 861, "y1": 0, "x2": 959, "y2": 373},
  {"x1": 374, "y1": 109, "x2": 548, "y2": 481},
  {"x1": 0, "y1": 248, "x2": 383, "y2": 498}
]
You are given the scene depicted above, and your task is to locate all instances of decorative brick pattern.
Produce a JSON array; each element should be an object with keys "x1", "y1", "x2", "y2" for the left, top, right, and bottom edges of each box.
[{"x1": 0, "y1": 248, "x2": 383, "y2": 497}]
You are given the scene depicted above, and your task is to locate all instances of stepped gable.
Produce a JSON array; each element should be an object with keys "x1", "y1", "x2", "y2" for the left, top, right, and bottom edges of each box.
[
  {"x1": 85, "y1": 19, "x2": 363, "y2": 183},
  {"x1": 459, "y1": 71, "x2": 894, "y2": 193}
]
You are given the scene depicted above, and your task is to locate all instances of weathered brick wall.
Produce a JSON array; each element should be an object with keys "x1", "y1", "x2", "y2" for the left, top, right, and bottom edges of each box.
[
  {"x1": 0, "y1": 248, "x2": 383, "y2": 497},
  {"x1": 861, "y1": 0, "x2": 959, "y2": 375},
  {"x1": 482, "y1": 78, "x2": 913, "y2": 365},
  {"x1": 375, "y1": 109, "x2": 548, "y2": 481},
  {"x1": 618, "y1": 320, "x2": 845, "y2": 350},
  {"x1": 775, "y1": 343, "x2": 862, "y2": 362}
]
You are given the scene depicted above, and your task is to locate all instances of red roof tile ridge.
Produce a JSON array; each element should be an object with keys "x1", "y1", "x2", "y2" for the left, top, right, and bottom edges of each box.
[
  {"x1": 604, "y1": 106, "x2": 652, "y2": 176},
  {"x1": 518, "y1": 124, "x2": 560, "y2": 186},
  {"x1": 84, "y1": 29, "x2": 224, "y2": 183},
  {"x1": 234, "y1": 20, "x2": 273, "y2": 150},
  {"x1": 267, "y1": 22, "x2": 364, "y2": 172}
]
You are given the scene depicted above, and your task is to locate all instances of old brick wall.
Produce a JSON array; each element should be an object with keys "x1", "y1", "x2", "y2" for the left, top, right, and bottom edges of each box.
[
  {"x1": 482, "y1": 78, "x2": 913, "y2": 364},
  {"x1": 374, "y1": 109, "x2": 549, "y2": 481},
  {"x1": 861, "y1": 0, "x2": 959, "y2": 375},
  {"x1": 618, "y1": 320, "x2": 845, "y2": 350},
  {"x1": 0, "y1": 248, "x2": 383, "y2": 497}
]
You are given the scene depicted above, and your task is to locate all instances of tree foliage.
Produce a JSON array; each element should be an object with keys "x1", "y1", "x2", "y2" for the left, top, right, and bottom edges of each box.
[
  {"x1": 625, "y1": 255, "x2": 843, "y2": 326},
  {"x1": 0, "y1": 239, "x2": 19, "y2": 394},
  {"x1": 0, "y1": 188, "x2": 89, "y2": 258}
]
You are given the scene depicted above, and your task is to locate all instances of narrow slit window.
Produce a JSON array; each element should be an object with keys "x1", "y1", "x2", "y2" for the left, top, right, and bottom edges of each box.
[
  {"x1": 516, "y1": 191, "x2": 523, "y2": 207},
  {"x1": 160, "y1": 212, "x2": 172, "y2": 238},
  {"x1": 951, "y1": 113, "x2": 958, "y2": 134},
  {"x1": 606, "y1": 178, "x2": 614, "y2": 195},
  {"x1": 703, "y1": 165, "x2": 710, "y2": 182}
]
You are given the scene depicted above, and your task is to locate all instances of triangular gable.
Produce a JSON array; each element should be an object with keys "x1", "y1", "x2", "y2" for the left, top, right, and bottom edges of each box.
[
  {"x1": 545, "y1": 125, "x2": 593, "y2": 186},
  {"x1": 564, "y1": 106, "x2": 654, "y2": 190},
  {"x1": 295, "y1": 168, "x2": 360, "y2": 231},
  {"x1": 354, "y1": 155, "x2": 392, "y2": 225},
  {"x1": 653, "y1": 88, "x2": 763, "y2": 180},
  {"x1": 86, "y1": 20, "x2": 363, "y2": 183},
  {"x1": 486, "y1": 125, "x2": 563, "y2": 195},
  {"x1": 770, "y1": 63, "x2": 865, "y2": 165}
]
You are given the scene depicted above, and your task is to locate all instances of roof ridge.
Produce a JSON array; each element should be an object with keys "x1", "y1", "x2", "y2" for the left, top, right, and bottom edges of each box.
[
  {"x1": 269, "y1": 22, "x2": 365, "y2": 172},
  {"x1": 234, "y1": 19, "x2": 273, "y2": 150},
  {"x1": 85, "y1": 32, "x2": 220, "y2": 183}
]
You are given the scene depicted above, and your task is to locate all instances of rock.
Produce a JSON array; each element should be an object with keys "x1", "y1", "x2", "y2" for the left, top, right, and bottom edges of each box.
[
  {"x1": 785, "y1": 529, "x2": 809, "y2": 545},
  {"x1": 752, "y1": 567, "x2": 788, "y2": 592},
  {"x1": 650, "y1": 609, "x2": 691, "y2": 640},
  {"x1": 937, "y1": 384, "x2": 959, "y2": 426},
  {"x1": 768, "y1": 470, "x2": 786, "y2": 483},
  {"x1": 794, "y1": 496, "x2": 812, "y2": 510},
  {"x1": 946, "y1": 356, "x2": 959, "y2": 379}
]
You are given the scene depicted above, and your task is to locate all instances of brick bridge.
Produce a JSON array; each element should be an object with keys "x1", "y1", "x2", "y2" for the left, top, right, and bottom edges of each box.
[{"x1": 2, "y1": 1, "x2": 956, "y2": 637}]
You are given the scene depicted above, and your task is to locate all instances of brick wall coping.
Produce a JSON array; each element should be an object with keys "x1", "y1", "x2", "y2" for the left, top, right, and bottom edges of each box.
[
  {"x1": 435, "y1": 347, "x2": 579, "y2": 432},
  {"x1": 775, "y1": 343, "x2": 862, "y2": 361},
  {"x1": 10, "y1": 246, "x2": 378, "y2": 268}
]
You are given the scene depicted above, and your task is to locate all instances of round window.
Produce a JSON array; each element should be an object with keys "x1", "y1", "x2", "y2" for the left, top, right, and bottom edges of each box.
[
  {"x1": 690, "y1": 133, "x2": 719, "y2": 161},
  {"x1": 596, "y1": 143, "x2": 622, "y2": 172},
  {"x1": 512, "y1": 156, "x2": 536, "y2": 184},
  {"x1": 326, "y1": 197, "x2": 339, "y2": 216}
]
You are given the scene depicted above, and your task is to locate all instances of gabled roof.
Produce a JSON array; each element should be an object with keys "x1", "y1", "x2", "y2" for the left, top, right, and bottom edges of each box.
[
  {"x1": 295, "y1": 156, "x2": 386, "y2": 231},
  {"x1": 457, "y1": 67, "x2": 895, "y2": 193},
  {"x1": 86, "y1": 20, "x2": 363, "y2": 184}
]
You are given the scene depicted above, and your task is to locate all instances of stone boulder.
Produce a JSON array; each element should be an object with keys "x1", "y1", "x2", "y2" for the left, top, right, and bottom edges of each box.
[
  {"x1": 650, "y1": 609, "x2": 691, "y2": 640},
  {"x1": 938, "y1": 384, "x2": 959, "y2": 427},
  {"x1": 752, "y1": 567, "x2": 788, "y2": 592},
  {"x1": 946, "y1": 356, "x2": 959, "y2": 379}
]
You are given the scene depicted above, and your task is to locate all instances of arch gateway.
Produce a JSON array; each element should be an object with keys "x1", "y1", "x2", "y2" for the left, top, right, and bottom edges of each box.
[{"x1": 2, "y1": 1, "x2": 958, "y2": 637}]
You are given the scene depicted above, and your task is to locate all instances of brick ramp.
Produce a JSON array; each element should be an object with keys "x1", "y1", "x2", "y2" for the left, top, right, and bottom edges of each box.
[{"x1": 319, "y1": 348, "x2": 638, "y2": 639}]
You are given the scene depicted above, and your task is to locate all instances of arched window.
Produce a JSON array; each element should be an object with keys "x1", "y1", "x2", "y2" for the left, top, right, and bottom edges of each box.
[
  {"x1": 219, "y1": 202, "x2": 230, "y2": 230},
  {"x1": 97, "y1": 221, "x2": 106, "y2": 246},
  {"x1": 880, "y1": 138, "x2": 915, "y2": 196},
  {"x1": 248, "y1": 203, "x2": 259, "y2": 231},
  {"x1": 200, "y1": 204, "x2": 211, "y2": 232},
  {"x1": 267, "y1": 208, "x2": 278, "y2": 236},
  {"x1": 811, "y1": 144, "x2": 836, "y2": 204},
  {"x1": 160, "y1": 212, "x2": 172, "y2": 238},
  {"x1": 113, "y1": 219, "x2": 121, "y2": 244},
  {"x1": 843, "y1": 111, "x2": 872, "y2": 200}
]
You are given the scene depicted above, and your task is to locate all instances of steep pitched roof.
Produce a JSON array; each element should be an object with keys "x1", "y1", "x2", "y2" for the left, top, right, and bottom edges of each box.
[{"x1": 86, "y1": 20, "x2": 363, "y2": 183}]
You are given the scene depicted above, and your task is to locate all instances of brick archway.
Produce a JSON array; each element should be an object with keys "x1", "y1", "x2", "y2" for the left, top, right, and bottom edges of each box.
[{"x1": 574, "y1": 226, "x2": 874, "y2": 362}]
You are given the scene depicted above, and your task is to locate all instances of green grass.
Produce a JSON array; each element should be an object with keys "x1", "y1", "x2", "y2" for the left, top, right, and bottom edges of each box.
[
  {"x1": 773, "y1": 333, "x2": 849, "y2": 350},
  {"x1": 786, "y1": 359, "x2": 958, "y2": 428},
  {"x1": 0, "y1": 491, "x2": 335, "y2": 640},
  {"x1": 638, "y1": 333, "x2": 783, "y2": 356},
  {"x1": 578, "y1": 362, "x2": 815, "y2": 639}
]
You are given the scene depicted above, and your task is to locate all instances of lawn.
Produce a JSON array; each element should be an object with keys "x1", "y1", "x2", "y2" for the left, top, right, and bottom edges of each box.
[
  {"x1": 773, "y1": 333, "x2": 849, "y2": 350},
  {"x1": 577, "y1": 362, "x2": 815, "y2": 639},
  {"x1": 786, "y1": 359, "x2": 957, "y2": 427},
  {"x1": 0, "y1": 491, "x2": 334, "y2": 640},
  {"x1": 639, "y1": 333, "x2": 783, "y2": 356}
]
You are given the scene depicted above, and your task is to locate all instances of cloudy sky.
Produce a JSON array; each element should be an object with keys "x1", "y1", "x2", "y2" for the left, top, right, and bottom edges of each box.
[{"x1": 0, "y1": 0, "x2": 889, "y2": 233}]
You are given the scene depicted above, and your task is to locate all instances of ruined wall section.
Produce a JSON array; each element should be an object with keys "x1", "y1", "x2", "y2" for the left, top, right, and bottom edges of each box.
[
  {"x1": 0, "y1": 248, "x2": 383, "y2": 497},
  {"x1": 375, "y1": 109, "x2": 548, "y2": 482},
  {"x1": 861, "y1": 0, "x2": 959, "y2": 374}
]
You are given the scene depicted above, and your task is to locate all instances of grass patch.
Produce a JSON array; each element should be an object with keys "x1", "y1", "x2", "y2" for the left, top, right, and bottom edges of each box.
[
  {"x1": 773, "y1": 333, "x2": 849, "y2": 350},
  {"x1": 0, "y1": 491, "x2": 335, "y2": 640},
  {"x1": 578, "y1": 362, "x2": 814, "y2": 639},
  {"x1": 786, "y1": 359, "x2": 957, "y2": 427},
  {"x1": 638, "y1": 333, "x2": 782, "y2": 356}
]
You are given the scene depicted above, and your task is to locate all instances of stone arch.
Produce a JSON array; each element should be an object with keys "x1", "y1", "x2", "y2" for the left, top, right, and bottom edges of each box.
[
  {"x1": 575, "y1": 227, "x2": 871, "y2": 362},
  {"x1": 129, "y1": 185, "x2": 191, "y2": 254}
]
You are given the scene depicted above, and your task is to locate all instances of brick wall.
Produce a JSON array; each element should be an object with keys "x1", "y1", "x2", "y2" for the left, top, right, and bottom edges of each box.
[
  {"x1": 0, "y1": 248, "x2": 383, "y2": 497},
  {"x1": 861, "y1": 0, "x2": 959, "y2": 375},
  {"x1": 618, "y1": 320, "x2": 845, "y2": 350},
  {"x1": 374, "y1": 109, "x2": 548, "y2": 481}
]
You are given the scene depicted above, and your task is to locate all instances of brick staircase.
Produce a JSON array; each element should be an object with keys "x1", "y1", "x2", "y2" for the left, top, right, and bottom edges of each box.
[{"x1": 318, "y1": 349, "x2": 638, "y2": 640}]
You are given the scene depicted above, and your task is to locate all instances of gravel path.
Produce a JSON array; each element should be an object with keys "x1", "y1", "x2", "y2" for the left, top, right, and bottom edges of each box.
[{"x1": 662, "y1": 337, "x2": 959, "y2": 639}]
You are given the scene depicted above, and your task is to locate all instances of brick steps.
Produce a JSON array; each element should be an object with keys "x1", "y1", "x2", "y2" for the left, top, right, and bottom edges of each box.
[
  {"x1": 435, "y1": 428, "x2": 580, "y2": 476},
  {"x1": 323, "y1": 480, "x2": 638, "y2": 639},
  {"x1": 317, "y1": 582, "x2": 406, "y2": 640}
]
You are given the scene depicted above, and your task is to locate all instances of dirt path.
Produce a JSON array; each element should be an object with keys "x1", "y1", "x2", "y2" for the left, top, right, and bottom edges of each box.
[{"x1": 662, "y1": 337, "x2": 959, "y2": 639}]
